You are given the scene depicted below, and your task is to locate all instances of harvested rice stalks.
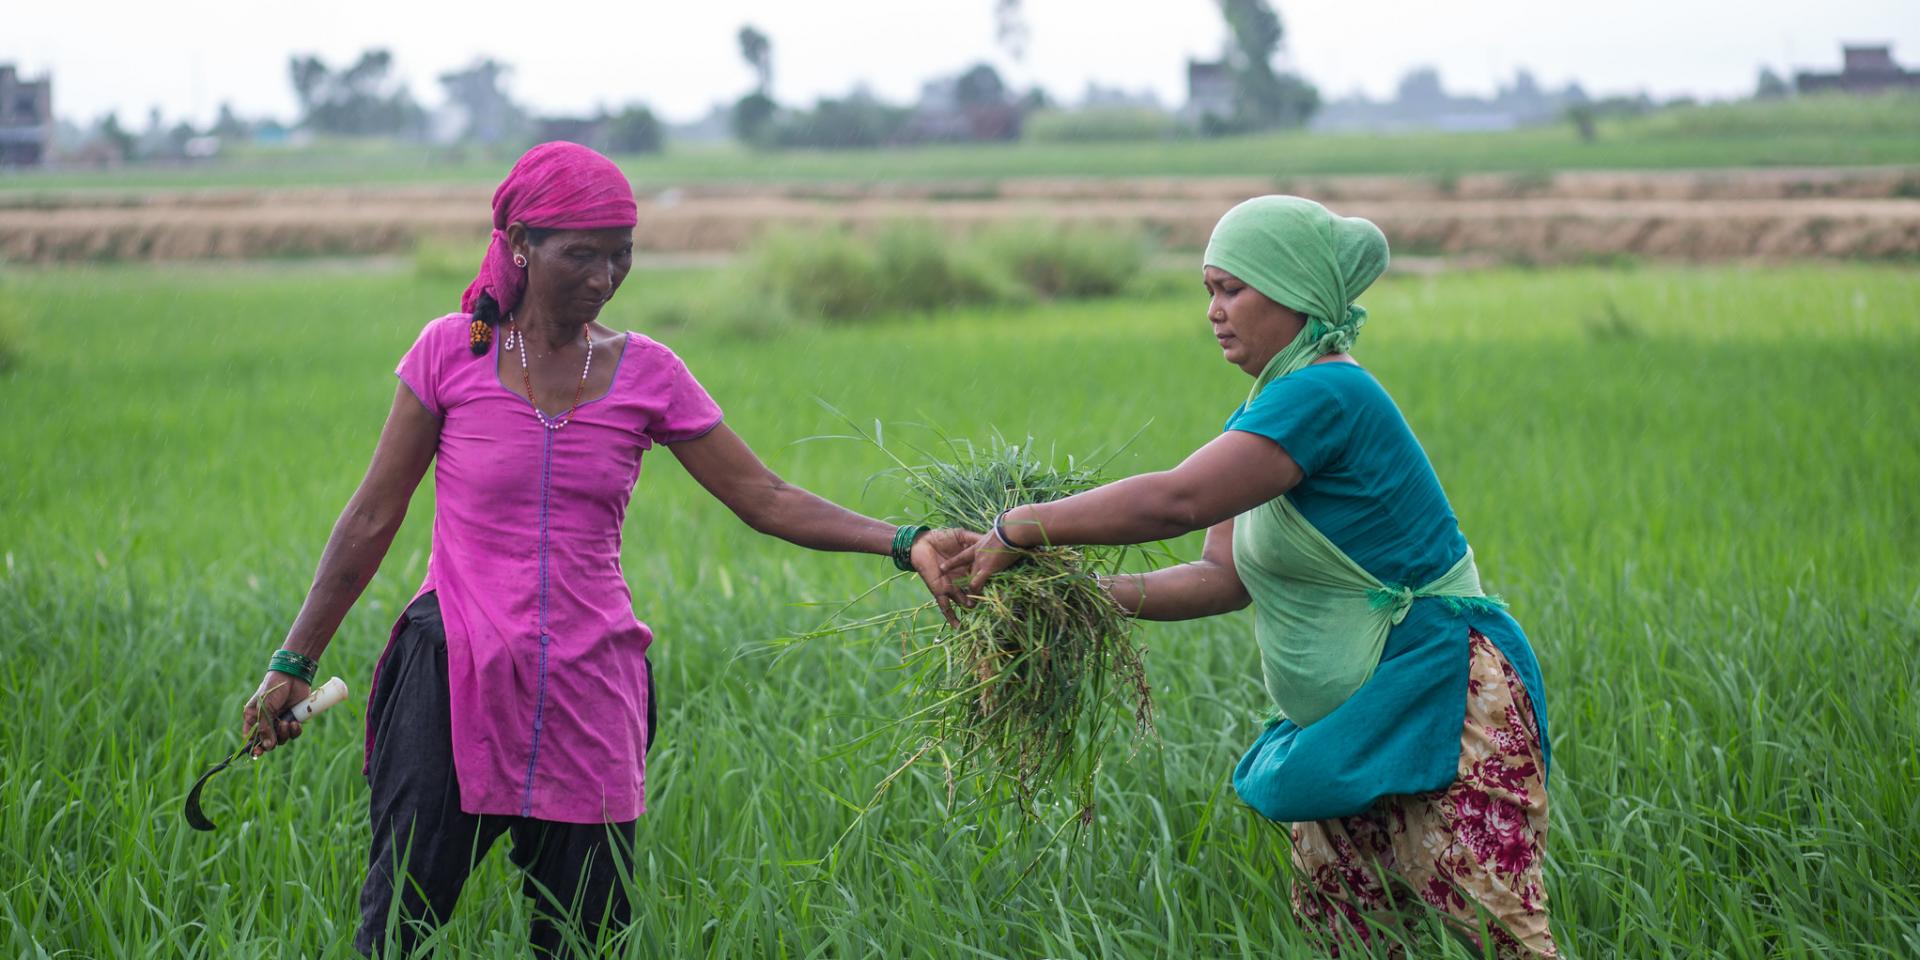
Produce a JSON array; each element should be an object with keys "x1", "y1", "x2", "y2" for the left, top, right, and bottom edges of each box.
[{"x1": 817, "y1": 426, "x2": 1155, "y2": 821}]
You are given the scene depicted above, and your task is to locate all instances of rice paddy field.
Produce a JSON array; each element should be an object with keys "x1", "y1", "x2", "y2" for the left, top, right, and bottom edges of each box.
[
  {"x1": 6, "y1": 93, "x2": 1919, "y2": 193},
  {"x1": 2, "y1": 257, "x2": 1917, "y2": 957}
]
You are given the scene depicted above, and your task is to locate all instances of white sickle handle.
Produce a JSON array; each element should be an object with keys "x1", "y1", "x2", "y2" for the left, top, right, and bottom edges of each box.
[{"x1": 287, "y1": 676, "x2": 350, "y2": 723}]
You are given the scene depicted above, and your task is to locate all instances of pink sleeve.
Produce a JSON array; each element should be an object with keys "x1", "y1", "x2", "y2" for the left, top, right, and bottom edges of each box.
[
  {"x1": 648, "y1": 347, "x2": 724, "y2": 445},
  {"x1": 395, "y1": 317, "x2": 450, "y2": 418}
]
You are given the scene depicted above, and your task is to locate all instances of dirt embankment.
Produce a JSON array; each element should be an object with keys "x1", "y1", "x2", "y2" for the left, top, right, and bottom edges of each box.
[{"x1": 3, "y1": 167, "x2": 1917, "y2": 264}]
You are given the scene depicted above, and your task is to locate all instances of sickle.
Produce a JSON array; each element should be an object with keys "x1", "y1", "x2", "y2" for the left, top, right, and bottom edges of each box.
[{"x1": 183, "y1": 677, "x2": 350, "y2": 831}]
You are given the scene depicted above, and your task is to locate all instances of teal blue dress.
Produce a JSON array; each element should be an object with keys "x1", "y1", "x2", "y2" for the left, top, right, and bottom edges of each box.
[{"x1": 1220, "y1": 362, "x2": 1551, "y2": 823}]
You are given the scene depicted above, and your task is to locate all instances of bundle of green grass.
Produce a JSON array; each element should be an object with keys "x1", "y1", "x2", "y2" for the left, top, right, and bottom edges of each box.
[{"x1": 844, "y1": 434, "x2": 1155, "y2": 820}]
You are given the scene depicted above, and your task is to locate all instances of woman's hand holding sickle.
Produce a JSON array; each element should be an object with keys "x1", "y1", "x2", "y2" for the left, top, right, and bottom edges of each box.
[{"x1": 182, "y1": 674, "x2": 350, "y2": 831}]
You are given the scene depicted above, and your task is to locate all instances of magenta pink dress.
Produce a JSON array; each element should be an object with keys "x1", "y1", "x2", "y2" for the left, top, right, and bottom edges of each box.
[{"x1": 372, "y1": 314, "x2": 723, "y2": 823}]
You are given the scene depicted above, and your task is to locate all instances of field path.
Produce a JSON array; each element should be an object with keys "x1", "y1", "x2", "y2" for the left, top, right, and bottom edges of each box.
[{"x1": 5, "y1": 167, "x2": 1917, "y2": 264}]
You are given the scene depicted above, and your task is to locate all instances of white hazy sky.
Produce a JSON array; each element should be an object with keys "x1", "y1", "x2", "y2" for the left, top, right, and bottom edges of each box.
[{"x1": 9, "y1": 1, "x2": 1918, "y2": 127}]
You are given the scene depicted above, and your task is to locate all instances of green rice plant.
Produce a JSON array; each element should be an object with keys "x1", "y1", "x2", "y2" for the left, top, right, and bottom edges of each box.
[
  {"x1": 870, "y1": 221, "x2": 1028, "y2": 314},
  {"x1": 0, "y1": 302, "x2": 22, "y2": 373},
  {"x1": 3, "y1": 262, "x2": 1917, "y2": 957},
  {"x1": 632, "y1": 280, "x2": 800, "y2": 339},
  {"x1": 973, "y1": 222, "x2": 1148, "y2": 299},
  {"x1": 747, "y1": 226, "x2": 885, "y2": 322},
  {"x1": 815, "y1": 426, "x2": 1153, "y2": 823},
  {"x1": 741, "y1": 221, "x2": 1119, "y2": 325},
  {"x1": 411, "y1": 236, "x2": 479, "y2": 283}
]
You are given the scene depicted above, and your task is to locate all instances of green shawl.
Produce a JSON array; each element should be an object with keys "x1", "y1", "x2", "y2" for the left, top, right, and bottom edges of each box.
[{"x1": 1207, "y1": 196, "x2": 1502, "y2": 726}]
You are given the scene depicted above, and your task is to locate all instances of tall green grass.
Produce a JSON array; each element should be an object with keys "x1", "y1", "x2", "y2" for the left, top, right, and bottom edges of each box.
[
  {"x1": 1, "y1": 261, "x2": 1916, "y2": 957},
  {"x1": 637, "y1": 222, "x2": 1145, "y2": 332}
]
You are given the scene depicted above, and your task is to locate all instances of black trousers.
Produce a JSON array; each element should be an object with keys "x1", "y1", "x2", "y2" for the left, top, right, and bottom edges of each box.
[{"x1": 355, "y1": 593, "x2": 651, "y2": 957}]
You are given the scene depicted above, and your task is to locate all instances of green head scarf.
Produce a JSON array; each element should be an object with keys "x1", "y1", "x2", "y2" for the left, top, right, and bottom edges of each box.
[{"x1": 1203, "y1": 195, "x2": 1391, "y2": 391}]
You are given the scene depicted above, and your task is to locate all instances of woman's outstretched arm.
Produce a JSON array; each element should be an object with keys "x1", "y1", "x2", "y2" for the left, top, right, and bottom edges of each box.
[
  {"x1": 668, "y1": 423, "x2": 974, "y2": 621},
  {"x1": 948, "y1": 429, "x2": 1302, "y2": 589},
  {"x1": 245, "y1": 384, "x2": 440, "y2": 754}
]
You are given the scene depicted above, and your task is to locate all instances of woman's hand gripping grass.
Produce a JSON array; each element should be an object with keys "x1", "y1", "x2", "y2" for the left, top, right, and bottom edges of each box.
[
  {"x1": 909, "y1": 527, "x2": 982, "y2": 626},
  {"x1": 942, "y1": 520, "x2": 1029, "y2": 596}
]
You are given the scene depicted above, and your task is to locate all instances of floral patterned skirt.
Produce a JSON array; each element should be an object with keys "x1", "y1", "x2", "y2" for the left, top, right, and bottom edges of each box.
[{"x1": 1288, "y1": 630, "x2": 1557, "y2": 958}]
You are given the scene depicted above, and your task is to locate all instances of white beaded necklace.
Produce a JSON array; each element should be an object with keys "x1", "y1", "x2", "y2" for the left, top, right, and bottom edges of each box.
[{"x1": 506, "y1": 315, "x2": 593, "y2": 431}]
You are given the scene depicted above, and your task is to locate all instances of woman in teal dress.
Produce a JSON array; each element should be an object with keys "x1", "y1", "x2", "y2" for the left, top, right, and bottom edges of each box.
[{"x1": 949, "y1": 196, "x2": 1558, "y2": 957}]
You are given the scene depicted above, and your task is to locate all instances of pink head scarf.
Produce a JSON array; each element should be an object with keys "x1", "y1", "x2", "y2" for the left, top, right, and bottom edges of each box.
[{"x1": 460, "y1": 141, "x2": 639, "y2": 318}]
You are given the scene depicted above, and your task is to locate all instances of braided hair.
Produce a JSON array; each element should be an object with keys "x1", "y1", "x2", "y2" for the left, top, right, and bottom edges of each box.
[{"x1": 468, "y1": 227, "x2": 556, "y2": 355}]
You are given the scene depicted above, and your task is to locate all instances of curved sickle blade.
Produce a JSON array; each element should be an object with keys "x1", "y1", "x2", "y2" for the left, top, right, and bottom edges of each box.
[{"x1": 183, "y1": 738, "x2": 254, "y2": 831}]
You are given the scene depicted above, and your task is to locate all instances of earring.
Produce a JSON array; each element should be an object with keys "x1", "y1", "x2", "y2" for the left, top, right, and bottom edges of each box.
[
  {"x1": 503, "y1": 327, "x2": 519, "y2": 352},
  {"x1": 513, "y1": 253, "x2": 528, "y2": 268}
]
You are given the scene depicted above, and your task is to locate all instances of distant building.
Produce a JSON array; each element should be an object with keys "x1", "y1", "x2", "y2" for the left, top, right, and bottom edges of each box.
[
  {"x1": 1795, "y1": 44, "x2": 1920, "y2": 95},
  {"x1": 908, "y1": 76, "x2": 1021, "y2": 143},
  {"x1": 0, "y1": 64, "x2": 53, "y2": 168},
  {"x1": 1081, "y1": 82, "x2": 1161, "y2": 111},
  {"x1": 1184, "y1": 60, "x2": 1234, "y2": 125}
]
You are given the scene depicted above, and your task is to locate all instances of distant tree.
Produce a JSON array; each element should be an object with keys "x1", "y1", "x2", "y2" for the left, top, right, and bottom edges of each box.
[
  {"x1": 289, "y1": 56, "x2": 329, "y2": 115},
  {"x1": 994, "y1": 0, "x2": 1031, "y2": 62},
  {"x1": 1566, "y1": 103, "x2": 1597, "y2": 143},
  {"x1": 1508, "y1": 69, "x2": 1541, "y2": 101},
  {"x1": 732, "y1": 93, "x2": 778, "y2": 148},
  {"x1": 1395, "y1": 67, "x2": 1447, "y2": 107},
  {"x1": 738, "y1": 26, "x2": 773, "y2": 97},
  {"x1": 1214, "y1": 0, "x2": 1318, "y2": 131},
  {"x1": 287, "y1": 49, "x2": 425, "y2": 137},
  {"x1": 167, "y1": 121, "x2": 199, "y2": 154},
  {"x1": 439, "y1": 58, "x2": 528, "y2": 146},
  {"x1": 210, "y1": 102, "x2": 250, "y2": 139},
  {"x1": 955, "y1": 63, "x2": 1010, "y2": 107},
  {"x1": 605, "y1": 105, "x2": 665, "y2": 154},
  {"x1": 1220, "y1": 0, "x2": 1282, "y2": 72},
  {"x1": 775, "y1": 94, "x2": 910, "y2": 149},
  {"x1": 136, "y1": 106, "x2": 173, "y2": 159},
  {"x1": 734, "y1": 25, "x2": 778, "y2": 147},
  {"x1": 95, "y1": 113, "x2": 135, "y2": 162},
  {"x1": 1755, "y1": 67, "x2": 1791, "y2": 100}
]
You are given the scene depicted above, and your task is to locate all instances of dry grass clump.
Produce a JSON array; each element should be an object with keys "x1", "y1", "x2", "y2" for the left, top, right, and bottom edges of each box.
[{"x1": 825, "y1": 429, "x2": 1154, "y2": 822}]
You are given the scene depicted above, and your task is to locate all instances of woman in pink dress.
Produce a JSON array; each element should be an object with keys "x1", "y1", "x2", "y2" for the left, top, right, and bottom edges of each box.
[{"x1": 240, "y1": 142, "x2": 972, "y2": 956}]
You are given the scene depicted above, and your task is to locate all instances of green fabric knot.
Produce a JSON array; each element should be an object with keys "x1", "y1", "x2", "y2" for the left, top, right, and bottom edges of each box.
[
  {"x1": 1368, "y1": 583, "x2": 1509, "y2": 627},
  {"x1": 1366, "y1": 584, "x2": 1418, "y2": 625},
  {"x1": 1301, "y1": 303, "x2": 1368, "y2": 358}
]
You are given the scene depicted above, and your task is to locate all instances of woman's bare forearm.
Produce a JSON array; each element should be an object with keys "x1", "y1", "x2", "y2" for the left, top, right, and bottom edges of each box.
[
  {"x1": 1097, "y1": 518, "x2": 1248, "y2": 622},
  {"x1": 1103, "y1": 560, "x2": 1251, "y2": 621},
  {"x1": 997, "y1": 432, "x2": 1302, "y2": 551},
  {"x1": 669, "y1": 425, "x2": 895, "y2": 555},
  {"x1": 748, "y1": 480, "x2": 894, "y2": 555},
  {"x1": 1004, "y1": 473, "x2": 1203, "y2": 548}
]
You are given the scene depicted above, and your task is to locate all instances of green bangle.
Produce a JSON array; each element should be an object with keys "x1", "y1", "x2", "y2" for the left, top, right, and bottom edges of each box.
[
  {"x1": 268, "y1": 649, "x2": 318, "y2": 685},
  {"x1": 891, "y1": 524, "x2": 930, "y2": 572}
]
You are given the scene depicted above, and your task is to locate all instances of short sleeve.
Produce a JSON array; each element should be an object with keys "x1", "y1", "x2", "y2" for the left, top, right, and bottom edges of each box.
[
  {"x1": 1224, "y1": 369, "x2": 1348, "y2": 477},
  {"x1": 395, "y1": 317, "x2": 450, "y2": 418},
  {"x1": 646, "y1": 346, "x2": 724, "y2": 445}
]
